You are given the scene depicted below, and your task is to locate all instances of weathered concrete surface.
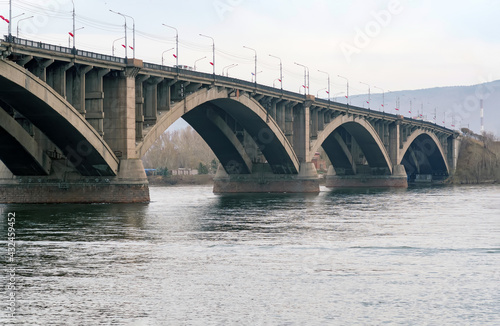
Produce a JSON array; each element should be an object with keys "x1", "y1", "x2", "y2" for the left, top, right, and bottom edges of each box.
[
  {"x1": 0, "y1": 159, "x2": 149, "y2": 203},
  {"x1": 325, "y1": 165, "x2": 408, "y2": 188},
  {"x1": 213, "y1": 163, "x2": 319, "y2": 193}
]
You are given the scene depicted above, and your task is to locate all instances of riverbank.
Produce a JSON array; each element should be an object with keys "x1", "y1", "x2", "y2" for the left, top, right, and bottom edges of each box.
[{"x1": 148, "y1": 174, "x2": 214, "y2": 186}]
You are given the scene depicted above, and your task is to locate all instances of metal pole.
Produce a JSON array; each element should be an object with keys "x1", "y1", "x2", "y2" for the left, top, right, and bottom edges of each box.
[
  {"x1": 194, "y1": 56, "x2": 206, "y2": 71},
  {"x1": 269, "y1": 54, "x2": 282, "y2": 91},
  {"x1": 8, "y1": 0, "x2": 12, "y2": 40},
  {"x1": 338, "y1": 75, "x2": 349, "y2": 106},
  {"x1": 318, "y1": 70, "x2": 330, "y2": 103},
  {"x1": 360, "y1": 81, "x2": 370, "y2": 111},
  {"x1": 243, "y1": 46, "x2": 257, "y2": 86},
  {"x1": 110, "y1": 10, "x2": 127, "y2": 58},
  {"x1": 17, "y1": 15, "x2": 33, "y2": 38},
  {"x1": 374, "y1": 86, "x2": 384, "y2": 112},
  {"x1": 294, "y1": 62, "x2": 309, "y2": 96},
  {"x1": 162, "y1": 47, "x2": 174, "y2": 66},
  {"x1": 112, "y1": 36, "x2": 125, "y2": 56},
  {"x1": 199, "y1": 34, "x2": 215, "y2": 76},
  {"x1": 162, "y1": 24, "x2": 178, "y2": 67},
  {"x1": 71, "y1": 0, "x2": 75, "y2": 49}
]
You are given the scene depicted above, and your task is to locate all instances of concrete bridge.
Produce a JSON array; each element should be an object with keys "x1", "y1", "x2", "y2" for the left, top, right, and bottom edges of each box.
[{"x1": 0, "y1": 37, "x2": 460, "y2": 203}]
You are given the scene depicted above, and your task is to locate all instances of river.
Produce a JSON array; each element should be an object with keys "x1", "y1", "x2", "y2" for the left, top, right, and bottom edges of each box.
[{"x1": 1, "y1": 184, "x2": 499, "y2": 325}]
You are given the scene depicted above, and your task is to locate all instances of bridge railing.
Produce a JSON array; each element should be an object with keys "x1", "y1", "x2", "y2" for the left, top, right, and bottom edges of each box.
[{"x1": 4, "y1": 36, "x2": 125, "y2": 64}]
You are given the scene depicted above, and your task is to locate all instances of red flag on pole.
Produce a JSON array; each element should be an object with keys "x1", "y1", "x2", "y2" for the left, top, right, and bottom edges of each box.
[
  {"x1": 395, "y1": 108, "x2": 399, "y2": 111},
  {"x1": 345, "y1": 95, "x2": 348, "y2": 98},
  {"x1": 209, "y1": 62, "x2": 214, "y2": 66},
  {"x1": 122, "y1": 44, "x2": 126, "y2": 48},
  {"x1": 173, "y1": 54, "x2": 177, "y2": 58},
  {"x1": 68, "y1": 32, "x2": 74, "y2": 37},
  {"x1": 129, "y1": 46, "x2": 134, "y2": 50}
]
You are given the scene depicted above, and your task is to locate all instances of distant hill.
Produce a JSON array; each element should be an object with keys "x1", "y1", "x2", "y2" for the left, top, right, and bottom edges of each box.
[{"x1": 344, "y1": 80, "x2": 500, "y2": 137}]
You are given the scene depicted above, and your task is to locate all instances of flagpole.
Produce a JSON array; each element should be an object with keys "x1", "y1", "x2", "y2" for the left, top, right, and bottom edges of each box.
[
  {"x1": 318, "y1": 70, "x2": 330, "y2": 105},
  {"x1": 338, "y1": 75, "x2": 349, "y2": 106}
]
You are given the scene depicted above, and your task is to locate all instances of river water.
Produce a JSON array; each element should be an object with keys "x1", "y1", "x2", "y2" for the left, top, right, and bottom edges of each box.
[{"x1": 1, "y1": 184, "x2": 499, "y2": 325}]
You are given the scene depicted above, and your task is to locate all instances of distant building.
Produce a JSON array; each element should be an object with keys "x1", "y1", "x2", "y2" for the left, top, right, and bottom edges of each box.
[{"x1": 171, "y1": 168, "x2": 198, "y2": 175}]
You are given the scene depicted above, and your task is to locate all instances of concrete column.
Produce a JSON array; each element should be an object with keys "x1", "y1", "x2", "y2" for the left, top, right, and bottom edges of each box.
[
  {"x1": 389, "y1": 120, "x2": 401, "y2": 167},
  {"x1": 276, "y1": 101, "x2": 285, "y2": 131},
  {"x1": 29, "y1": 58, "x2": 54, "y2": 82},
  {"x1": 293, "y1": 95, "x2": 313, "y2": 163},
  {"x1": 143, "y1": 77, "x2": 163, "y2": 125},
  {"x1": 66, "y1": 64, "x2": 93, "y2": 116},
  {"x1": 103, "y1": 64, "x2": 141, "y2": 159},
  {"x1": 318, "y1": 109, "x2": 325, "y2": 131},
  {"x1": 310, "y1": 107, "x2": 318, "y2": 138},
  {"x1": 157, "y1": 79, "x2": 174, "y2": 112},
  {"x1": 285, "y1": 102, "x2": 294, "y2": 145},
  {"x1": 135, "y1": 75, "x2": 149, "y2": 142},
  {"x1": 46, "y1": 62, "x2": 73, "y2": 98},
  {"x1": 85, "y1": 68, "x2": 109, "y2": 136}
]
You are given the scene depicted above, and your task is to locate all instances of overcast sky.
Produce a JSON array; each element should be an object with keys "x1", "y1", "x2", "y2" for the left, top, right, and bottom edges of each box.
[{"x1": 1, "y1": 0, "x2": 499, "y2": 97}]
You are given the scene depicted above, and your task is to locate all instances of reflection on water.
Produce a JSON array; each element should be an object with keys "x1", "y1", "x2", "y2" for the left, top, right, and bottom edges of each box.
[{"x1": 1, "y1": 184, "x2": 499, "y2": 325}]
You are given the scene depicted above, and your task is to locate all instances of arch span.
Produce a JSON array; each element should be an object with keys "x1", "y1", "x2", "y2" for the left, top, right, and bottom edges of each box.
[
  {"x1": 399, "y1": 130, "x2": 449, "y2": 175},
  {"x1": 310, "y1": 115, "x2": 393, "y2": 174},
  {"x1": 137, "y1": 88, "x2": 300, "y2": 174},
  {"x1": 0, "y1": 59, "x2": 118, "y2": 176}
]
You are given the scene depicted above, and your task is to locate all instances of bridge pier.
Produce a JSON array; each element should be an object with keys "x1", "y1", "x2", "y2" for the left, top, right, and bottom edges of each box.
[
  {"x1": 0, "y1": 159, "x2": 149, "y2": 204},
  {"x1": 325, "y1": 164, "x2": 408, "y2": 188},
  {"x1": 213, "y1": 162, "x2": 319, "y2": 193}
]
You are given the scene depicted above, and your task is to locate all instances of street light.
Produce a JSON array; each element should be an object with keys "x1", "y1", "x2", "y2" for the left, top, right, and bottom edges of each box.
[
  {"x1": 374, "y1": 86, "x2": 384, "y2": 112},
  {"x1": 243, "y1": 46, "x2": 257, "y2": 85},
  {"x1": 294, "y1": 62, "x2": 309, "y2": 95},
  {"x1": 199, "y1": 34, "x2": 215, "y2": 76},
  {"x1": 194, "y1": 56, "x2": 206, "y2": 71},
  {"x1": 161, "y1": 48, "x2": 174, "y2": 66},
  {"x1": 222, "y1": 63, "x2": 237, "y2": 76},
  {"x1": 318, "y1": 70, "x2": 330, "y2": 103},
  {"x1": 226, "y1": 64, "x2": 238, "y2": 77},
  {"x1": 68, "y1": 26, "x2": 84, "y2": 48},
  {"x1": 110, "y1": 10, "x2": 135, "y2": 58},
  {"x1": 251, "y1": 70, "x2": 262, "y2": 83},
  {"x1": 338, "y1": 75, "x2": 349, "y2": 105},
  {"x1": 17, "y1": 15, "x2": 33, "y2": 38},
  {"x1": 269, "y1": 54, "x2": 283, "y2": 91},
  {"x1": 112, "y1": 36, "x2": 125, "y2": 56},
  {"x1": 360, "y1": 81, "x2": 371, "y2": 111},
  {"x1": 162, "y1": 24, "x2": 178, "y2": 67}
]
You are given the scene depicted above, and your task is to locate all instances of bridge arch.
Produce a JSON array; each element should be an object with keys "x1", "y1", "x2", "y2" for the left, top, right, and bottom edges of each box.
[
  {"x1": 137, "y1": 87, "x2": 300, "y2": 174},
  {"x1": 310, "y1": 115, "x2": 393, "y2": 174},
  {"x1": 0, "y1": 59, "x2": 118, "y2": 176},
  {"x1": 399, "y1": 129, "x2": 449, "y2": 177}
]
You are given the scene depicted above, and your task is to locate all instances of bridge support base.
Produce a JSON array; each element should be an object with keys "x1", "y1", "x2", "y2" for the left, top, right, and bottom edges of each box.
[
  {"x1": 325, "y1": 165, "x2": 408, "y2": 188},
  {"x1": 0, "y1": 159, "x2": 150, "y2": 204},
  {"x1": 213, "y1": 163, "x2": 319, "y2": 193}
]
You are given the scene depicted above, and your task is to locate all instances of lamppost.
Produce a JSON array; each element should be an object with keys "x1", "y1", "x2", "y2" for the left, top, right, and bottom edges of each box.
[
  {"x1": 71, "y1": 0, "x2": 75, "y2": 49},
  {"x1": 162, "y1": 24, "x2": 178, "y2": 67},
  {"x1": 294, "y1": 62, "x2": 309, "y2": 95},
  {"x1": 251, "y1": 70, "x2": 262, "y2": 83},
  {"x1": 222, "y1": 63, "x2": 236, "y2": 76},
  {"x1": 161, "y1": 47, "x2": 174, "y2": 66},
  {"x1": 243, "y1": 46, "x2": 257, "y2": 86},
  {"x1": 226, "y1": 64, "x2": 238, "y2": 77},
  {"x1": 360, "y1": 81, "x2": 371, "y2": 111},
  {"x1": 337, "y1": 75, "x2": 349, "y2": 105},
  {"x1": 112, "y1": 36, "x2": 124, "y2": 56},
  {"x1": 199, "y1": 34, "x2": 215, "y2": 76},
  {"x1": 194, "y1": 56, "x2": 206, "y2": 71},
  {"x1": 110, "y1": 10, "x2": 135, "y2": 58},
  {"x1": 17, "y1": 15, "x2": 33, "y2": 38},
  {"x1": 318, "y1": 70, "x2": 330, "y2": 104},
  {"x1": 8, "y1": 0, "x2": 12, "y2": 40},
  {"x1": 269, "y1": 54, "x2": 282, "y2": 91},
  {"x1": 374, "y1": 86, "x2": 384, "y2": 112},
  {"x1": 68, "y1": 26, "x2": 84, "y2": 48}
]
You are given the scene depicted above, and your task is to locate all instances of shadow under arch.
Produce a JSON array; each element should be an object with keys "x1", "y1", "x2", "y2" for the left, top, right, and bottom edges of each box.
[
  {"x1": 0, "y1": 59, "x2": 118, "y2": 176},
  {"x1": 399, "y1": 130, "x2": 449, "y2": 178},
  {"x1": 310, "y1": 115, "x2": 393, "y2": 175},
  {"x1": 137, "y1": 88, "x2": 299, "y2": 175}
]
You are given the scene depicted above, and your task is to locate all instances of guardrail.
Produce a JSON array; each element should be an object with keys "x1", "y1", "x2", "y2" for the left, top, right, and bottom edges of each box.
[{"x1": 4, "y1": 36, "x2": 125, "y2": 64}]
